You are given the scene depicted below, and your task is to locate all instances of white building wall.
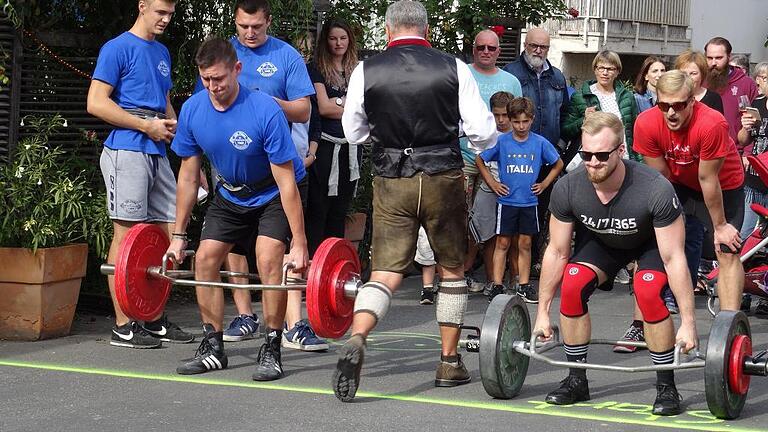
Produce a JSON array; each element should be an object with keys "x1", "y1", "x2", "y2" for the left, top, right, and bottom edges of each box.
[{"x1": 690, "y1": 0, "x2": 768, "y2": 65}]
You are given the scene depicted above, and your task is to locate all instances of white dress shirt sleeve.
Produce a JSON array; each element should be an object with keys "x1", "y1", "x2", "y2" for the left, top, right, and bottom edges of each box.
[
  {"x1": 341, "y1": 61, "x2": 369, "y2": 145},
  {"x1": 456, "y1": 59, "x2": 498, "y2": 151}
]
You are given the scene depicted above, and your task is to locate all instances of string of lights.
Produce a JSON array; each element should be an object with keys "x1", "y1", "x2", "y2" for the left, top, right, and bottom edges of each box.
[
  {"x1": 23, "y1": 29, "x2": 93, "y2": 80},
  {"x1": 22, "y1": 29, "x2": 192, "y2": 98}
]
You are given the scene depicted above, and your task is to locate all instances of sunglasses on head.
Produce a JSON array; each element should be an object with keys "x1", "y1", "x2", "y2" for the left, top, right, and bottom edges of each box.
[
  {"x1": 578, "y1": 144, "x2": 621, "y2": 162},
  {"x1": 657, "y1": 99, "x2": 691, "y2": 113},
  {"x1": 475, "y1": 45, "x2": 498, "y2": 52}
]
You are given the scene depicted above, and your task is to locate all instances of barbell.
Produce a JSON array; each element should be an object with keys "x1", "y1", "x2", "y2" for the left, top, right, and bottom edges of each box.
[
  {"x1": 469, "y1": 294, "x2": 767, "y2": 420},
  {"x1": 100, "y1": 223, "x2": 362, "y2": 338},
  {"x1": 104, "y1": 225, "x2": 767, "y2": 419}
]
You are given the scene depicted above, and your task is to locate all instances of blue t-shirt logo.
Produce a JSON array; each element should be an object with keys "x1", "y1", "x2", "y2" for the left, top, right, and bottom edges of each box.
[
  {"x1": 257, "y1": 62, "x2": 278, "y2": 77},
  {"x1": 157, "y1": 60, "x2": 170, "y2": 77},
  {"x1": 229, "y1": 131, "x2": 253, "y2": 150}
]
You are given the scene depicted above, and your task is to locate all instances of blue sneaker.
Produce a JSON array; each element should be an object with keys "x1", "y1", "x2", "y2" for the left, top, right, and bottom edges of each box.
[
  {"x1": 223, "y1": 314, "x2": 260, "y2": 342},
  {"x1": 282, "y1": 319, "x2": 329, "y2": 351}
]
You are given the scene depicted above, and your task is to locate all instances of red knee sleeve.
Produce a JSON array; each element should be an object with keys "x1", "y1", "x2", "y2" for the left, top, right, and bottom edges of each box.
[
  {"x1": 634, "y1": 270, "x2": 670, "y2": 324},
  {"x1": 560, "y1": 263, "x2": 598, "y2": 318}
]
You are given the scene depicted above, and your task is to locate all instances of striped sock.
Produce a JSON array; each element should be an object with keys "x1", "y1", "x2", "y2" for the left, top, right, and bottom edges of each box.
[
  {"x1": 564, "y1": 343, "x2": 588, "y2": 378},
  {"x1": 650, "y1": 347, "x2": 675, "y2": 385}
]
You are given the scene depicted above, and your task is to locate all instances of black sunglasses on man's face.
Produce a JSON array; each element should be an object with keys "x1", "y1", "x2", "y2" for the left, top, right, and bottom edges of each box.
[
  {"x1": 475, "y1": 45, "x2": 498, "y2": 52},
  {"x1": 657, "y1": 99, "x2": 691, "y2": 113},
  {"x1": 579, "y1": 143, "x2": 621, "y2": 162}
]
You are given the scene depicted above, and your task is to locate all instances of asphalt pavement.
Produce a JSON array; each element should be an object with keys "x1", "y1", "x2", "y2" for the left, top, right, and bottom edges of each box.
[{"x1": 1, "y1": 275, "x2": 767, "y2": 432}]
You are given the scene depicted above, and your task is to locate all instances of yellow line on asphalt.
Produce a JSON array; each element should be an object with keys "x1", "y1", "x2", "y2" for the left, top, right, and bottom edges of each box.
[{"x1": 0, "y1": 359, "x2": 760, "y2": 432}]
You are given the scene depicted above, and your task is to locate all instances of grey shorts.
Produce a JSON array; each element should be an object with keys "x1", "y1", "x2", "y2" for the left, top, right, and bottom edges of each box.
[
  {"x1": 100, "y1": 147, "x2": 176, "y2": 222},
  {"x1": 469, "y1": 185, "x2": 498, "y2": 243}
]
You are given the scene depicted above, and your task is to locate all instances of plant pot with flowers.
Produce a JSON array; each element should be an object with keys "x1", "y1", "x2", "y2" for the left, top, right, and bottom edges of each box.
[{"x1": 0, "y1": 115, "x2": 110, "y2": 340}]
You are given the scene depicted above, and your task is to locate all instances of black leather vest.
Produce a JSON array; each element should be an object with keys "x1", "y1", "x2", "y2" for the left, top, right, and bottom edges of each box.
[{"x1": 363, "y1": 44, "x2": 463, "y2": 178}]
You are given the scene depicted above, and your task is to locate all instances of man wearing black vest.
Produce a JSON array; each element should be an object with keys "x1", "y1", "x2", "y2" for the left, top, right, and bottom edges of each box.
[{"x1": 333, "y1": 0, "x2": 497, "y2": 402}]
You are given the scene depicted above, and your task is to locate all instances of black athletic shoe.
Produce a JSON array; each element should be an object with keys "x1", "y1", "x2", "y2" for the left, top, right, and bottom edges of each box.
[
  {"x1": 110, "y1": 321, "x2": 162, "y2": 349},
  {"x1": 420, "y1": 289, "x2": 435, "y2": 305},
  {"x1": 176, "y1": 325, "x2": 228, "y2": 375},
  {"x1": 332, "y1": 334, "x2": 366, "y2": 402},
  {"x1": 252, "y1": 330, "x2": 284, "y2": 381},
  {"x1": 516, "y1": 283, "x2": 539, "y2": 304},
  {"x1": 144, "y1": 314, "x2": 195, "y2": 344},
  {"x1": 545, "y1": 375, "x2": 591, "y2": 405},
  {"x1": 488, "y1": 284, "x2": 505, "y2": 302},
  {"x1": 652, "y1": 383, "x2": 683, "y2": 416}
]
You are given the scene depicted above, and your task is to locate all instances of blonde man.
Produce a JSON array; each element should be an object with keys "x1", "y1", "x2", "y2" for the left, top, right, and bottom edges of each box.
[{"x1": 535, "y1": 112, "x2": 697, "y2": 416}]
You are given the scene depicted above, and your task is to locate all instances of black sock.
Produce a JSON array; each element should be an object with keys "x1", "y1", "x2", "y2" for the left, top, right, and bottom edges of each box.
[
  {"x1": 441, "y1": 354, "x2": 459, "y2": 364},
  {"x1": 650, "y1": 348, "x2": 675, "y2": 385},
  {"x1": 632, "y1": 320, "x2": 643, "y2": 329},
  {"x1": 564, "y1": 343, "x2": 588, "y2": 378},
  {"x1": 266, "y1": 328, "x2": 283, "y2": 349}
]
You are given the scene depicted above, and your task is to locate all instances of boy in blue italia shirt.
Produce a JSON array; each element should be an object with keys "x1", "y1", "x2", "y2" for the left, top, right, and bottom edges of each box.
[
  {"x1": 476, "y1": 97, "x2": 563, "y2": 303},
  {"x1": 167, "y1": 37, "x2": 308, "y2": 381},
  {"x1": 87, "y1": 0, "x2": 195, "y2": 349}
]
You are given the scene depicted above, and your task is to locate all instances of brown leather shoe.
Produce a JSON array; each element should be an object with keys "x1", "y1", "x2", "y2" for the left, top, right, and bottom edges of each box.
[{"x1": 434, "y1": 354, "x2": 471, "y2": 387}]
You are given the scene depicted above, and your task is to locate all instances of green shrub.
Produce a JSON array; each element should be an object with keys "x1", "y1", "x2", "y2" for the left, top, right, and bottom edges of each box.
[{"x1": 0, "y1": 115, "x2": 111, "y2": 257}]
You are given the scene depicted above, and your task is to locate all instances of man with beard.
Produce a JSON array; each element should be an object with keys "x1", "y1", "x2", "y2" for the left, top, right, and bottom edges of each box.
[
  {"x1": 634, "y1": 70, "x2": 745, "y2": 313},
  {"x1": 705, "y1": 37, "x2": 758, "y2": 143},
  {"x1": 534, "y1": 111, "x2": 697, "y2": 415},
  {"x1": 503, "y1": 28, "x2": 570, "y2": 270}
]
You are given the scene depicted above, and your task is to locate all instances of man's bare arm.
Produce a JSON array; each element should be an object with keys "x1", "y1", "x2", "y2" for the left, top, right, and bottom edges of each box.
[
  {"x1": 87, "y1": 80, "x2": 176, "y2": 142},
  {"x1": 643, "y1": 155, "x2": 671, "y2": 178},
  {"x1": 273, "y1": 96, "x2": 310, "y2": 123}
]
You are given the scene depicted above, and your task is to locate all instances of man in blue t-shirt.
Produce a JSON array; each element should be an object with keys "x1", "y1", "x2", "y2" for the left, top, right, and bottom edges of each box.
[
  {"x1": 168, "y1": 37, "x2": 308, "y2": 381},
  {"x1": 476, "y1": 97, "x2": 563, "y2": 303},
  {"x1": 87, "y1": 0, "x2": 194, "y2": 349},
  {"x1": 194, "y1": 0, "x2": 319, "y2": 347}
]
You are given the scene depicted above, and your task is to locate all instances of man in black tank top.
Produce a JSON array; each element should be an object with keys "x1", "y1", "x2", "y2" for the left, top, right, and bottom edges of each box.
[{"x1": 535, "y1": 112, "x2": 698, "y2": 416}]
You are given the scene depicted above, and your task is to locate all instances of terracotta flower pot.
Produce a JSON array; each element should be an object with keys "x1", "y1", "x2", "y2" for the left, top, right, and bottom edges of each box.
[{"x1": 0, "y1": 243, "x2": 87, "y2": 340}]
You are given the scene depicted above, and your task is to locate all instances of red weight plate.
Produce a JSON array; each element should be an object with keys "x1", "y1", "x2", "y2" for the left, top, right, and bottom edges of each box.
[
  {"x1": 306, "y1": 237, "x2": 360, "y2": 339},
  {"x1": 114, "y1": 224, "x2": 172, "y2": 321},
  {"x1": 728, "y1": 334, "x2": 752, "y2": 396}
]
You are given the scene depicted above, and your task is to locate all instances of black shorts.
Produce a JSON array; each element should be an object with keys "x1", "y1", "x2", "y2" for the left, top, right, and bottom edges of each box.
[
  {"x1": 674, "y1": 184, "x2": 744, "y2": 259},
  {"x1": 496, "y1": 204, "x2": 539, "y2": 236},
  {"x1": 202, "y1": 180, "x2": 307, "y2": 254},
  {"x1": 571, "y1": 227, "x2": 665, "y2": 290}
]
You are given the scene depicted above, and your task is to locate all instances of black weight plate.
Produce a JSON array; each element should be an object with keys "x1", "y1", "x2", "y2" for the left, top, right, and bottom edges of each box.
[
  {"x1": 705, "y1": 310, "x2": 751, "y2": 419},
  {"x1": 480, "y1": 294, "x2": 531, "y2": 399}
]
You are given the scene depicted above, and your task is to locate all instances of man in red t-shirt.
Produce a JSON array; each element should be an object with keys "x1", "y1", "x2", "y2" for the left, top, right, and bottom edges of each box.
[{"x1": 634, "y1": 70, "x2": 744, "y2": 311}]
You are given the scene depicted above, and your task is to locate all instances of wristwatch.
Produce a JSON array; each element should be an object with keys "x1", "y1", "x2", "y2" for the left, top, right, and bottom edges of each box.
[{"x1": 335, "y1": 97, "x2": 344, "y2": 107}]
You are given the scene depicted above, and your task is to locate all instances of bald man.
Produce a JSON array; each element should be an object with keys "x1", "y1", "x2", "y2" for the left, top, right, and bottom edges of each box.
[{"x1": 461, "y1": 29, "x2": 522, "y2": 294}]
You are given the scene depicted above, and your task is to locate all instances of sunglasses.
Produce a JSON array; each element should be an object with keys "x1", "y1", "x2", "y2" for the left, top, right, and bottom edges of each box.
[
  {"x1": 579, "y1": 144, "x2": 621, "y2": 162},
  {"x1": 475, "y1": 45, "x2": 498, "y2": 52},
  {"x1": 657, "y1": 99, "x2": 691, "y2": 113}
]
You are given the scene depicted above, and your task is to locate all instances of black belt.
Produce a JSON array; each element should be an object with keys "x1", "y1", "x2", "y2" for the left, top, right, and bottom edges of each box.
[
  {"x1": 216, "y1": 174, "x2": 277, "y2": 200},
  {"x1": 125, "y1": 108, "x2": 167, "y2": 120},
  {"x1": 388, "y1": 144, "x2": 452, "y2": 175}
]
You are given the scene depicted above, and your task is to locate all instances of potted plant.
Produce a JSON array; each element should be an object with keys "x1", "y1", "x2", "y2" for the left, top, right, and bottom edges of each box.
[{"x1": 0, "y1": 115, "x2": 110, "y2": 340}]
